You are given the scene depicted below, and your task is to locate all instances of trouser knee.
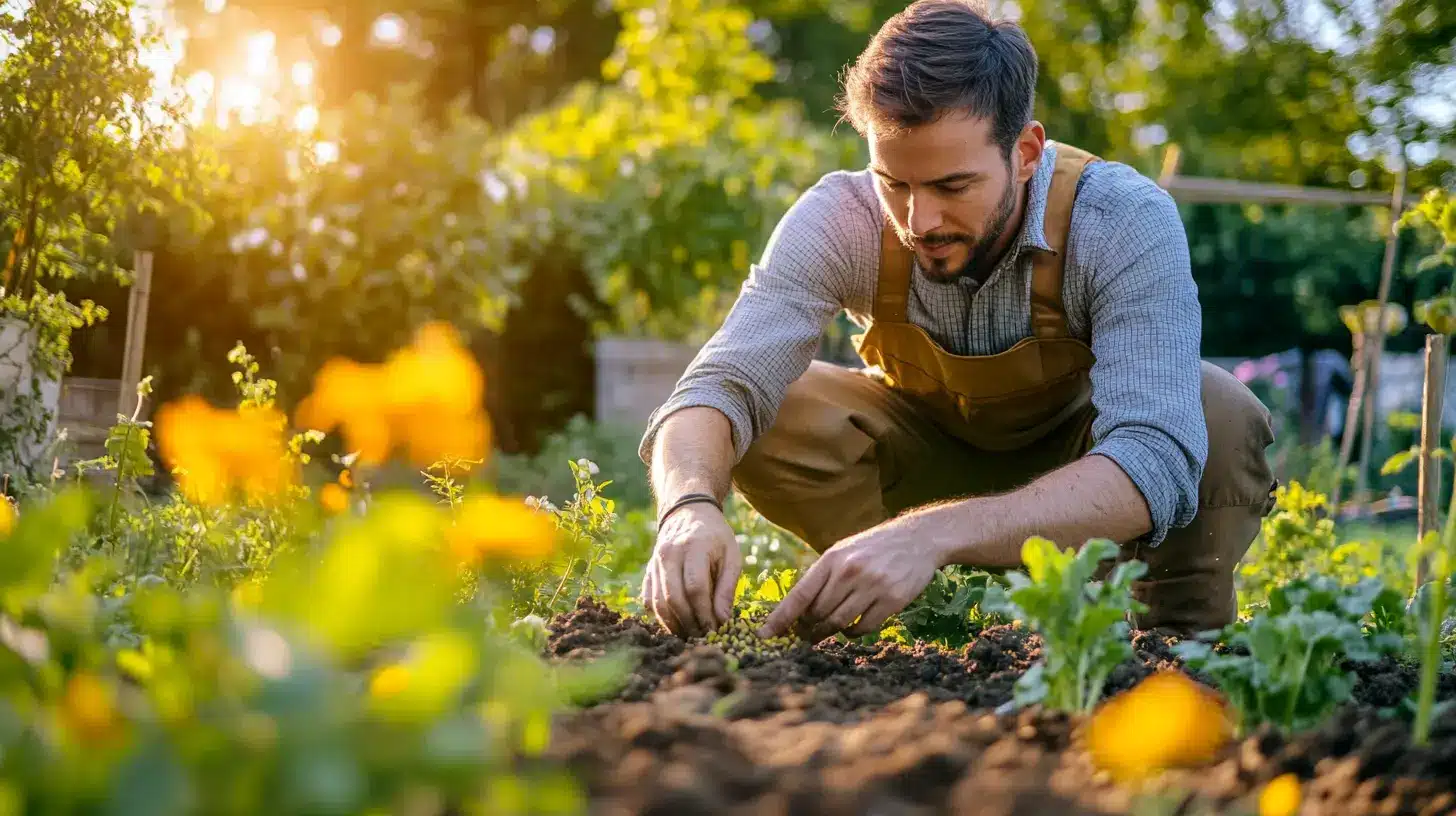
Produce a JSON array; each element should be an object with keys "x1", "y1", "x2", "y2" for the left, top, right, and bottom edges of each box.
[{"x1": 1130, "y1": 361, "x2": 1278, "y2": 633}]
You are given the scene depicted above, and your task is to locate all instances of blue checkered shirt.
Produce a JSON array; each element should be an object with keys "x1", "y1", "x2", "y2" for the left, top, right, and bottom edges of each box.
[{"x1": 639, "y1": 143, "x2": 1207, "y2": 547}]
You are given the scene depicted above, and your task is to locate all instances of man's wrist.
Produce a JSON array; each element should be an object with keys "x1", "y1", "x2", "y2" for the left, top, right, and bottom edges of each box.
[{"x1": 657, "y1": 492, "x2": 723, "y2": 527}]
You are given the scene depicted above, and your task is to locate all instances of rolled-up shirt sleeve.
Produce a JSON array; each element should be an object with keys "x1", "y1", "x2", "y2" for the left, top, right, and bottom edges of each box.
[
  {"x1": 638, "y1": 176, "x2": 856, "y2": 465},
  {"x1": 1084, "y1": 189, "x2": 1207, "y2": 547}
]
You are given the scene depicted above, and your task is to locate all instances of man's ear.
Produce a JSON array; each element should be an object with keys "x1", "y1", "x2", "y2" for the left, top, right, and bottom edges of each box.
[{"x1": 1014, "y1": 122, "x2": 1046, "y2": 184}]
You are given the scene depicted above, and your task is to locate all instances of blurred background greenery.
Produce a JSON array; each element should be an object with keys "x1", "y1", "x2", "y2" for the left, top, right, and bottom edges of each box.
[{"x1": 0, "y1": 0, "x2": 1452, "y2": 510}]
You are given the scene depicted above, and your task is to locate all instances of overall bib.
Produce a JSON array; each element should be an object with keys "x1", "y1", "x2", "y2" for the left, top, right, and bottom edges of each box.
[{"x1": 732, "y1": 145, "x2": 1277, "y2": 633}]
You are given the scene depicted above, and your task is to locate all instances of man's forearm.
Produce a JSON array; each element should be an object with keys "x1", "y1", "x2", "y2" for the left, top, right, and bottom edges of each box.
[
  {"x1": 650, "y1": 406, "x2": 737, "y2": 507},
  {"x1": 916, "y1": 454, "x2": 1153, "y2": 568}
]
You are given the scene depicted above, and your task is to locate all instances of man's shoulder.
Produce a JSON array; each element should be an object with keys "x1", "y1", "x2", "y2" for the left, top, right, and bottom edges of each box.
[
  {"x1": 1073, "y1": 153, "x2": 1177, "y2": 217},
  {"x1": 795, "y1": 167, "x2": 882, "y2": 221}
]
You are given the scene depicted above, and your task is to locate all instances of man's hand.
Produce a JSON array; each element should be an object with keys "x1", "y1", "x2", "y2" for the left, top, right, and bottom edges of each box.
[
  {"x1": 640, "y1": 503, "x2": 742, "y2": 638},
  {"x1": 756, "y1": 517, "x2": 943, "y2": 643}
]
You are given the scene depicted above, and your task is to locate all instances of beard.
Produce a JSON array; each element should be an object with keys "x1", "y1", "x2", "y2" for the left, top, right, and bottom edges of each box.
[{"x1": 898, "y1": 170, "x2": 1019, "y2": 284}]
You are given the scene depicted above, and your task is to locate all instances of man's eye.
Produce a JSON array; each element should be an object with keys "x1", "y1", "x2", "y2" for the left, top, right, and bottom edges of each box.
[{"x1": 940, "y1": 184, "x2": 970, "y2": 195}]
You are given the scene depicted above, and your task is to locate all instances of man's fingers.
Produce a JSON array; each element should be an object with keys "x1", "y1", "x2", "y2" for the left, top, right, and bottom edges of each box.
[
  {"x1": 659, "y1": 551, "x2": 700, "y2": 638},
  {"x1": 803, "y1": 570, "x2": 853, "y2": 630},
  {"x1": 757, "y1": 560, "x2": 830, "y2": 638},
  {"x1": 682, "y1": 549, "x2": 717, "y2": 635},
  {"x1": 649, "y1": 558, "x2": 684, "y2": 635},
  {"x1": 806, "y1": 592, "x2": 871, "y2": 643},
  {"x1": 713, "y1": 547, "x2": 742, "y2": 624},
  {"x1": 843, "y1": 598, "x2": 901, "y2": 639}
]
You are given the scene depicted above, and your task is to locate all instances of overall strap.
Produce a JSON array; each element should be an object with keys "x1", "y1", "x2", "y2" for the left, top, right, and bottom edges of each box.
[
  {"x1": 874, "y1": 221, "x2": 913, "y2": 323},
  {"x1": 1029, "y1": 143, "x2": 1100, "y2": 340}
]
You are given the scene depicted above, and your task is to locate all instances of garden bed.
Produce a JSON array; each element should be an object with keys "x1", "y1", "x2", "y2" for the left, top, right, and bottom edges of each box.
[{"x1": 545, "y1": 600, "x2": 1456, "y2": 816}]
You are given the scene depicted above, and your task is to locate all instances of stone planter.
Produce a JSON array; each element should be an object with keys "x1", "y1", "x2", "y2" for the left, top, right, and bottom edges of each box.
[
  {"x1": 593, "y1": 336, "x2": 703, "y2": 431},
  {"x1": 0, "y1": 314, "x2": 62, "y2": 483}
]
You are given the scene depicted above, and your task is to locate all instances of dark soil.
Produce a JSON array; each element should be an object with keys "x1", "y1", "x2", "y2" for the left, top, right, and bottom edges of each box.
[{"x1": 544, "y1": 599, "x2": 1456, "y2": 816}]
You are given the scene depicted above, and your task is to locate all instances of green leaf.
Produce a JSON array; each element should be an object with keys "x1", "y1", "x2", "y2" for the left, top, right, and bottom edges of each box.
[
  {"x1": 1380, "y1": 446, "x2": 1419, "y2": 476},
  {"x1": 0, "y1": 488, "x2": 90, "y2": 610}
]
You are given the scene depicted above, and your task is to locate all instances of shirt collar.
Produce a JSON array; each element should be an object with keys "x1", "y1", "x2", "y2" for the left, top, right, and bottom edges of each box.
[
  {"x1": 954, "y1": 143, "x2": 1056, "y2": 288},
  {"x1": 1019, "y1": 142, "x2": 1058, "y2": 255}
]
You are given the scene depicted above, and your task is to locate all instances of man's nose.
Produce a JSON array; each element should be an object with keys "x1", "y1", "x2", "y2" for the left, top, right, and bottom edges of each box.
[{"x1": 907, "y1": 191, "x2": 942, "y2": 237}]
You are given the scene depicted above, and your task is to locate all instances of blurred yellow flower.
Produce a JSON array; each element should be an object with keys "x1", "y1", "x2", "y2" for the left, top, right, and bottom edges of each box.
[
  {"x1": 1259, "y1": 773, "x2": 1302, "y2": 816},
  {"x1": 319, "y1": 483, "x2": 350, "y2": 515},
  {"x1": 295, "y1": 322, "x2": 490, "y2": 469},
  {"x1": 369, "y1": 664, "x2": 411, "y2": 699},
  {"x1": 1084, "y1": 671, "x2": 1234, "y2": 782},
  {"x1": 232, "y1": 580, "x2": 263, "y2": 610},
  {"x1": 0, "y1": 498, "x2": 13, "y2": 537},
  {"x1": 448, "y1": 495, "x2": 558, "y2": 566},
  {"x1": 62, "y1": 672, "x2": 120, "y2": 745},
  {"x1": 155, "y1": 397, "x2": 295, "y2": 506}
]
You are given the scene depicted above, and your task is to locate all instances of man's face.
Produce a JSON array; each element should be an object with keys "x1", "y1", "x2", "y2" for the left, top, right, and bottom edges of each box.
[{"x1": 868, "y1": 113, "x2": 1043, "y2": 283}]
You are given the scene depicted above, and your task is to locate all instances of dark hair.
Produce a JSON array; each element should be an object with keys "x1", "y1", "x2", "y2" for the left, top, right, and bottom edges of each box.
[{"x1": 836, "y1": 0, "x2": 1038, "y2": 159}]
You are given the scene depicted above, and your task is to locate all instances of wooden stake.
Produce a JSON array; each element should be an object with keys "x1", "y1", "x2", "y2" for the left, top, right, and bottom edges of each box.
[
  {"x1": 1332, "y1": 329, "x2": 1369, "y2": 512},
  {"x1": 1353, "y1": 165, "x2": 1408, "y2": 506},
  {"x1": 117, "y1": 249, "x2": 154, "y2": 420},
  {"x1": 1417, "y1": 334, "x2": 1449, "y2": 586}
]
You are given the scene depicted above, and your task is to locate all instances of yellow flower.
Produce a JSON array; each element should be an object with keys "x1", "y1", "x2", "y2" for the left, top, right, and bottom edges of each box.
[
  {"x1": 295, "y1": 322, "x2": 491, "y2": 469},
  {"x1": 62, "y1": 672, "x2": 120, "y2": 745},
  {"x1": 447, "y1": 495, "x2": 558, "y2": 566},
  {"x1": 231, "y1": 580, "x2": 263, "y2": 610},
  {"x1": 1084, "y1": 671, "x2": 1234, "y2": 782},
  {"x1": 369, "y1": 664, "x2": 411, "y2": 699},
  {"x1": 1259, "y1": 773, "x2": 1302, "y2": 816},
  {"x1": 0, "y1": 498, "x2": 13, "y2": 537},
  {"x1": 155, "y1": 397, "x2": 295, "y2": 506},
  {"x1": 319, "y1": 483, "x2": 350, "y2": 515}
]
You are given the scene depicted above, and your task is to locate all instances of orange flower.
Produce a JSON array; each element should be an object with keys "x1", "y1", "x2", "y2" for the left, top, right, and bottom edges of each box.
[
  {"x1": 62, "y1": 673, "x2": 121, "y2": 744},
  {"x1": 0, "y1": 497, "x2": 13, "y2": 537},
  {"x1": 338, "y1": 469, "x2": 354, "y2": 489},
  {"x1": 319, "y1": 483, "x2": 350, "y2": 515},
  {"x1": 1083, "y1": 671, "x2": 1234, "y2": 782},
  {"x1": 447, "y1": 495, "x2": 558, "y2": 566},
  {"x1": 155, "y1": 397, "x2": 295, "y2": 506},
  {"x1": 1259, "y1": 773, "x2": 1302, "y2": 816},
  {"x1": 295, "y1": 322, "x2": 491, "y2": 469}
]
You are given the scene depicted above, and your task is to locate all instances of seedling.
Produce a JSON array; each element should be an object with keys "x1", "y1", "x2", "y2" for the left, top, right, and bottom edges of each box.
[
  {"x1": 982, "y1": 537, "x2": 1147, "y2": 714},
  {"x1": 882, "y1": 565, "x2": 1002, "y2": 649},
  {"x1": 1174, "y1": 576, "x2": 1401, "y2": 734}
]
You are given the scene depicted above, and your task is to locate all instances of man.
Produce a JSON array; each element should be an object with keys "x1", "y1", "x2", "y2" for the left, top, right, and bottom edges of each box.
[{"x1": 637, "y1": 0, "x2": 1276, "y2": 643}]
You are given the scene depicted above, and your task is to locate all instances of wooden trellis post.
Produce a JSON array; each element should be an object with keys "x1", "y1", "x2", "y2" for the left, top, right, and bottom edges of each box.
[
  {"x1": 1353, "y1": 164, "x2": 1409, "y2": 505},
  {"x1": 1417, "y1": 334, "x2": 1448, "y2": 586},
  {"x1": 118, "y1": 214, "x2": 161, "y2": 419}
]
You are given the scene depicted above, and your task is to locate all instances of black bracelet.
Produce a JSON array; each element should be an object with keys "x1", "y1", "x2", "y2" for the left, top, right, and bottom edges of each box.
[{"x1": 657, "y1": 492, "x2": 722, "y2": 527}]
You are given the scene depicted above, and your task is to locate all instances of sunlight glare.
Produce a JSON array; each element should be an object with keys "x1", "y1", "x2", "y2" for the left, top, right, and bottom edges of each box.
[
  {"x1": 315, "y1": 141, "x2": 340, "y2": 165},
  {"x1": 372, "y1": 14, "x2": 406, "y2": 46},
  {"x1": 293, "y1": 104, "x2": 320, "y2": 132},
  {"x1": 204, "y1": 0, "x2": 227, "y2": 12},
  {"x1": 246, "y1": 31, "x2": 276, "y2": 77},
  {"x1": 320, "y1": 25, "x2": 343, "y2": 47},
  {"x1": 291, "y1": 61, "x2": 315, "y2": 87}
]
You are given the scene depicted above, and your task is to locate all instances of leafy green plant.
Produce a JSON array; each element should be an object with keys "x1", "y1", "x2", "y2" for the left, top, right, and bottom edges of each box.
[
  {"x1": 881, "y1": 566, "x2": 1003, "y2": 649},
  {"x1": 1174, "y1": 575, "x2": 1402, "y2": 734},
  {"x1": 501, "y1": 459, "x2": 623, "y2": 621},
  {"x1": 981, "y1": 537, "x2": 1147, "y2": 713}
]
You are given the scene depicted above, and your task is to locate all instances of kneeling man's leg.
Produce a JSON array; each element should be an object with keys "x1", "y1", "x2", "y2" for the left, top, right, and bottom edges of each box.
[
  {"x1": 730, "y1": 361, "x2": 982, "y2": 553},
  {"x1": 1129, "y1": 361, "x2": 1277, "y2": 632}
]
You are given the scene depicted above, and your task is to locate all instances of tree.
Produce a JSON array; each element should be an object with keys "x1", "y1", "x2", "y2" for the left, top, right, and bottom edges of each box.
[{"x1": 0, "y1": 0, "x2": 204, "y2": 481}]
